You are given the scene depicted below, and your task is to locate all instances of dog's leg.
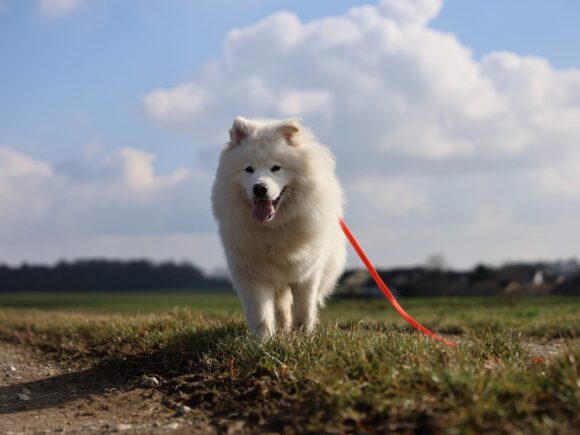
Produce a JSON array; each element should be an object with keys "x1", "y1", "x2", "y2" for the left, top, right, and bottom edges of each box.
[
  {"x1": 238, "y1": 286, "x2": 275, "y2": 339},
  {"x1": 291, "y1": 277, "x2": 321, "y2": 333},
  {"x1": 317, "y1": 248, "x2": 346, "y2": 305},
  {"x1": 274, "y1": 286, "x2": 293, "y2": 331}
]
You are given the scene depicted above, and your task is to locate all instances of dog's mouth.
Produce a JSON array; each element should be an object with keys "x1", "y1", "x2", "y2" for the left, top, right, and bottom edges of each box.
[{"x1": 252, "y1": 187, "x2": 286, "y2": 223}]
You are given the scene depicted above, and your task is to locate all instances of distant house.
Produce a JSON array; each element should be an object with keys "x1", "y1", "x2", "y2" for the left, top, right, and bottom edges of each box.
[
  {"x1": 335, "y1": 258, "x2": 580, "y2": 298},
  {"x1": 502, "y1": 266, "x2": 560, "y2": 296}
]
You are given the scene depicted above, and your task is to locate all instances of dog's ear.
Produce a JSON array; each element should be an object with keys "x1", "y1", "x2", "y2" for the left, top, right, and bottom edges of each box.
[
  {"x1": 229, "y1": 117, "x2": 253, "y2": 146},
  {"x1": 278, "y1": 120, "x2": 301, "y2": 146}
]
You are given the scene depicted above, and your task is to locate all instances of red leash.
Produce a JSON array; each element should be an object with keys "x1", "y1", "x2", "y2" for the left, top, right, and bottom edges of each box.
[{"x1": 339, "y1": 218, "x2": 458, "y2": 347}]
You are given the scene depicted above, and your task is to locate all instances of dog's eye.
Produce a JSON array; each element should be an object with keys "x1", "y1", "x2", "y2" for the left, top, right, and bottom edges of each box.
[
  {"x1": 244, "y1": 166, "x2": 254, "y2": 174},
  {"x1": 271, "y1": 165, "x2": 281, "y2": 172}
]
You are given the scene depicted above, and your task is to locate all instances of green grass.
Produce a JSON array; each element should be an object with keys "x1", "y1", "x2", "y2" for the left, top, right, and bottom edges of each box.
[
  {"x1": 0, "y1": 293, "x2": 579, "y2": 432},
  {"x1": 4, "y1": 292, "x2": 578, "y2": 338},
  {"x1": 0, "y1": 291, "x2": 239, "y2": 313},
  {"x1": 326, "y1": 296, "x2": 580, "y2": 338}
]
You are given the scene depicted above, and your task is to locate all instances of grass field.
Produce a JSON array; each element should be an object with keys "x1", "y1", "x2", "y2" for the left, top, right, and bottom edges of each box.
[{"x1": 1, "y1": 292, "x2": 579, "y2": 433}]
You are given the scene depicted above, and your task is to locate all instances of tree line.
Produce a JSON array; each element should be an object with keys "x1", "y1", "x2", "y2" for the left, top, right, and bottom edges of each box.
[
  {"x1": 1, "y1": 258, "x2": 578, "y2": 295},
  {"x1": 338, "y1": 260, "x2": 580, "y2": 297},
  {"x1": 0, "y1": 259, "x2": 230, "y2": 292}
]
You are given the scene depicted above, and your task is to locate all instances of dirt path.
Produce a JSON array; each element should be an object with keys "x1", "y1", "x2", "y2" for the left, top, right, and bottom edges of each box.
[
  {"x1": 1, "y1": 337, "x2": 576, "y2": 434},
  {"x1": 0, "y1": 341, "x2": 214, "y2": 434}
]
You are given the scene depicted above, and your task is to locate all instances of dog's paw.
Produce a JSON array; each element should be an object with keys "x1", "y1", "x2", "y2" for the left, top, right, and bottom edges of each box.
[{"x1": 254, "y1": 321, "x2": 274, "y2": 340}]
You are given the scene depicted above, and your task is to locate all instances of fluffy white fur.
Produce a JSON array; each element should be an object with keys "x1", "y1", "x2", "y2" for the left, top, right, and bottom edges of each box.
[{"x1": 212, "y1": 117, "x2": 346, "y2": 338}]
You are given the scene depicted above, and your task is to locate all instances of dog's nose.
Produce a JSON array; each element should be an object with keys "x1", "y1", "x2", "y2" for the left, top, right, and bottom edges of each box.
[{"x1": 253, "y1": 183, "x2": 268, "y2": 199}]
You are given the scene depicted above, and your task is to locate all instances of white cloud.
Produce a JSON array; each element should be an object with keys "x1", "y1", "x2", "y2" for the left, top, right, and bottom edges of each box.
[
  {"x1": 379, "y1": 0, "x2": 442, "y2": 23},
  {"x1": 275, "y1": 90, "x2": 333, "y2": 118},
  {"x1": 38, "y1": 0, "x2": 85, "y2": 16},
  {"x1": 114, "y1": 147, "x2": 188, "y2": 194},
  {"x1": 532, "y1": 148, "x2": 580, "y2": 199},
  {"x1": 142, "y1": 83, "x2": 210, "y2": 132},
  {"x1": 350, "y1": 177, "x2": 429, "y2": 218},
  {"x1": 0, "y1": 147, "x2": 54, "y2": 220},
  {"x1": 0, "y1": 147, "x2": 53, "y2": 179},
  {"x1": 143, "y1": 0, "x2": 580, "y2": 163},
  {"x1": 142, "y1": 0, "x2": 580, "y2": 164},
  {"x1": 0, "y1": 146, "x2": 207, "y2": 244},
  {"x1": 0, "y1": 144, "x2": 225, "y2": 269},
  {"x1": 141, "y1": 0, "x2": 580, "y2": 268}
]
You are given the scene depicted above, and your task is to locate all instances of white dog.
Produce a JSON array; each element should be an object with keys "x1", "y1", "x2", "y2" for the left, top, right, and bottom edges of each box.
[{"x1": 211, "y1": 117, "x2": 346, "y2": 338}]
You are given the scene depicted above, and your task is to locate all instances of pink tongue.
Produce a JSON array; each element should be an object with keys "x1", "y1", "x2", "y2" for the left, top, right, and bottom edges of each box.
[{"x1": 253, "y1": 200, "x2": 275, "y2": 223}]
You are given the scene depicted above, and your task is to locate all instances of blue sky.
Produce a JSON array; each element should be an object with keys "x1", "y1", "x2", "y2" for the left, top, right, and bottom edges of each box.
[
  {"x1": 1, "y1": 0, "x2": 580, "y2": 270},
  {"x1": 2, "y1": 0, "x2": 579, "y2": 166}
]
